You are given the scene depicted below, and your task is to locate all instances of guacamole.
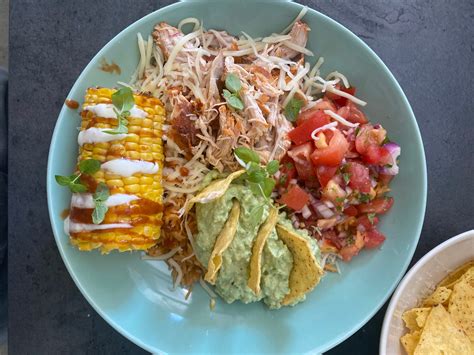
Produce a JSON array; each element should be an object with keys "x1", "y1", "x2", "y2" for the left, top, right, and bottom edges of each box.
[{"x1": 195, "y1": 184, "x2": 320, "y2": 309}]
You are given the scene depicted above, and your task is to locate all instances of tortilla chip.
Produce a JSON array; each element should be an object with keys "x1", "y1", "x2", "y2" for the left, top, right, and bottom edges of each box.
[
  {"x1": 439, "y1": 261, "x2": 474, "y2": 289},
  {"x1": 248, "y1": 207, "x2": 278, "y2": 295},
  {"x1": 185, "y1": 170, "x2": 245, "y2": 213},
  {"x1": 402, "y1": 308, "x2": 431, "y2": 331},
  {"x1": 414, "y1": 305, "x2": 472, "y2": 354},
  {"x1": 400, "y1": 330, "x2": 421, "y2": 355},
  {"x1": 276, "y1": 224, "x2": 322, "y2": 306},
  {"x1": 204, "y1": 200, "x2": 240, "y2": 285},
  {"x1": 448, "y1": 277, "x2": 474, "y2": 341},
  {"x1": 422, "y1": 286, "x2": 452, "y2": 307}
]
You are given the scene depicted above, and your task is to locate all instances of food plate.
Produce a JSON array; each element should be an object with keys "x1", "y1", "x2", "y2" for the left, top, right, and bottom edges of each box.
[
  {"x1": 380, "y1": 230, "x2": 474, "y2": 354},
  {"x1": 47, "y1": 0, "x2": 427, "y2": 353}
]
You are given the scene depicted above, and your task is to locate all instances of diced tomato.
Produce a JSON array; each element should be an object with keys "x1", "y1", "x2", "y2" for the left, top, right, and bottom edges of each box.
[
  {"x1": 347, "y1": 162, "x2": 371, "y2": 193},
  {"x1": 279, "y1": 185, "x2": 310, "y2": 211},
  {"x1": 337, "y1": 101, "x2": 368, "y2": 124},
  {"x1": 357, "y1": 214, "x2": 379, "y2": 230},
  {"x1": 344, "y1": 205, "x2": 359, "y2": 217},
  {"x1": 289, "y1": 111, "x2": 330, "y2": 145},
  {"x1": 378, "y1": 173, "x2": 393, "y2": 186},
  {"x1": 316, "y1": 166, "x2": 338, "y2": 187},
  {"x1": 362, "y1": 145, "x2": 391, "y2": 165},
  {"x1": 364, "y1": 228, "x2": 386, "y2": 249},
  {"x1": 288, "y1": 142, "x2": 313, "y2": 160},
  {"x1": 310, "y1": 129, "x2": 349, "y2": 167},
  {"x1": 294, "y1": 160, "x2": 316, "y2": 181},
  {"x1": 358, "y1": 197, "x2": 394, "y2": 214},
  {"x1": 355, "y1": 124, "x2": 387, "y2": 155},
  {"x1": 288, "y1": 142, "x2": 316, "y2": 181},
  {"x1": 339, "y1": 232, "x2": 365, "y2": 262},
  {"x1": 277, "y1": 157, "x2": 297, "y2": 188}
]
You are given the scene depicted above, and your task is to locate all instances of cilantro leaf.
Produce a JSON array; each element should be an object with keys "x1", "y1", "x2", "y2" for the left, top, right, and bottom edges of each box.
[
  {"x1": 284, "y1": 97, "x2": 303, "y2": 122},
  {"x1": 260, "y1": 177, "x2": 276, "y2": 198},
  {"x1": 343, "y1": 172, "x2": 351, "y2": 184},
  {"x1": 69, "y1": 183, "x2": 88, "y2": 193},
  {"x1": 91, "y1": 183, "x2": 110, "y2": 224},
  {"x1": 367, "y1": 213, "x2": 376, "y2": 225},
  {"x1": 359, "y1": 193, "x2": 371, "y2": 203},
  {"x1": 79, "y1": 159, "x2": 101, "y2": 175},
  {"x1": 105, "y1": 88, "x2": 134, "y2": 135},
  {"x1": 234, "y1": 147, "x2": 260, "y2": 165},
  {"x1": 225, "y1": 73, "x2": 241, "y2": 93},
  {"x1": 93, "y1": 182, "x2": 110, "y2": 202},
  {"x1": 112, "y1": 87, "x2": 134, "y2": 112},
  {"x1": 55, "y1": 174, "x2": 87, "y2": 193},
  {"x1": 223, "y1": 89, "x2": 244, "y2": 110},
  {"x1": 92, "y1": 202, "x2": 108, "y2": 224},
  {"x1": 266, "y1": 160, "x2": 280, "y2": 175}
]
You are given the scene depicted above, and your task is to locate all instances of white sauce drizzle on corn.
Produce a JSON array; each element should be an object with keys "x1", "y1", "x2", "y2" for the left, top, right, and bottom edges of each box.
[
  {"x1": 101, "y1": 159, "x2": 159, "y2": 177},
  {"x1": 70, "y1": 193, "x2": 140, "y2": 209},
  {"x1": 78, "y1": 127, "x2": 128, "y2": 146},
  {"x1": 64, "y1": 217, "x2": 133, "y2": 234},
  {"x1": 84, "y1": 103, "x2": 147, "y2": 119}
]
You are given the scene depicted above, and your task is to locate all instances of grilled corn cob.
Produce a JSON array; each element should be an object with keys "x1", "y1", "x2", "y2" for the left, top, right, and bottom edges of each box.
[{"x1": 67, "y1": 87, "x2": 165, "y2": 253}]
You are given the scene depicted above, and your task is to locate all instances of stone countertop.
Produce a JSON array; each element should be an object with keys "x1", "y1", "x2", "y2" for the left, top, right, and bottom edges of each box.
[{"x1": 8, "y1": 0, "x2": 474, "y2": 353}]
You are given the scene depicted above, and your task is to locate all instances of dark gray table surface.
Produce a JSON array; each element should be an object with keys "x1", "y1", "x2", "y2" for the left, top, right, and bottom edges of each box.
[{"x1": 8, "y1": 0, "x2": 474, "y2": 354}]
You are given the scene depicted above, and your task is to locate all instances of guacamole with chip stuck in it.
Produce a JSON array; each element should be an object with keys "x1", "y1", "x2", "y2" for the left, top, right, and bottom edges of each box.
[{"x1": 194, "y1": 184, "x2": 322, "y2": 309}]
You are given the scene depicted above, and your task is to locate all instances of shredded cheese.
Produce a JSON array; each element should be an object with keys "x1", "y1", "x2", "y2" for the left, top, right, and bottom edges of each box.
[
  {"x1": 324, "y1": 110, "x2": 360, "y2": 128},
  {"x1": 310, "y1": 121, "x2": 338, "y2": 140}
]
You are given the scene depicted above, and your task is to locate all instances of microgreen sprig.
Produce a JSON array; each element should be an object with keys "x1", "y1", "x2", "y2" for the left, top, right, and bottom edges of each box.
[
  {"x1": 55, "y1": 158, "x2": 101, "y2": 193},
  {"x1": 223, "y1": 73, "x2": 244, "y2": 110},
  {"x1": 284, "y1": 97, "x2": 303, "y2": 122},
  {"x1": 92, "y1": 182, "x2": 110, "y2": 224},
  {"x1": 104, "y1": 87, "x2": 134, "y2": 135},
  {"x1": 234, "y1": 147, "x2": 279, "y2": 199}
]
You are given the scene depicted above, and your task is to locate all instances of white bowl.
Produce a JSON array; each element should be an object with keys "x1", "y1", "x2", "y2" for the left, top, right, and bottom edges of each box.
[{"x1": 380, "y1": 230, "x2": 474, "y2": 354}]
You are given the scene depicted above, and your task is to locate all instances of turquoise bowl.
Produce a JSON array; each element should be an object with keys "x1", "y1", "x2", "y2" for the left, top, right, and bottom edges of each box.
[{"x1": 47, "y1": 1, "x2": 427, "y2": 353}]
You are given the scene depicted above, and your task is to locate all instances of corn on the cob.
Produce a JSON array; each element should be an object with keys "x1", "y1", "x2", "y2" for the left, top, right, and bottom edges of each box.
[{"x1": 67, "y1": 87, "x2": 165, "y2": 253}]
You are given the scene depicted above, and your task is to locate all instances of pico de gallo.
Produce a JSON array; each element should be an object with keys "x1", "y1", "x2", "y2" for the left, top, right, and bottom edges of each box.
[{"x1": 276, "y1": 87, "x2": 401, "y2": 266}]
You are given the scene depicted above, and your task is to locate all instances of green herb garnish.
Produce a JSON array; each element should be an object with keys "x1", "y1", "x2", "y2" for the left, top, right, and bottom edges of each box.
[
  {"x1": 359, "y1": 193, "x2": 371, "y2": 203},
  {"x1": 367, "y1": 213, "x2": 376, "y2": 225},
  {"x1": 223, "y1": 89, "x2": 244, "y2": 110},
  {"x1": 225, "y1": 73, "x2": 242, "y2": 93},
  {"x1": 104, "y1": 87, "x2": 134, "y2": 135},
  {"x1": 343, "y1": 172, "x2": 351, "y2": 184},
  {"x1": 55, "y1": 158, "x2": 101, "y2": 193},
  {"x1": 78, "y1": 159, "x2": 101, "y2": 175},
  {"x1": 234, "y1": 147, "x2": 260, "y2": 165},
  {"x1": 233, "y1": 148, "x2": 278, "y2": 199},
  {"x1": 55, "y1": 174, "x2": 87, "y2": 193},
  {"x1": 284, "y1": 97, "x2": 303, "y2": 122},
  {"x1": 91, "y1": 182, "x2": 110, "y2": 224},
  {"x1": 382, "y1": 136, "x2": 390, "y2": 145},
  {"x1": 266, "y1": 160, "x2": 280, "y2": 175}
]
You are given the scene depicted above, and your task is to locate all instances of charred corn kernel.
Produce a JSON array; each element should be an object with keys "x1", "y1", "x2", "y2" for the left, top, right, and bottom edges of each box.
[{"x1": 70, "y1": 87, "x2": 165, "y2": 253}]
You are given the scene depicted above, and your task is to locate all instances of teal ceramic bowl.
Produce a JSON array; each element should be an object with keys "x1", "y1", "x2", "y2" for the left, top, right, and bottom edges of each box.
[{"x1": 47, "y1": 0, "x2": 427, "y2": 353}]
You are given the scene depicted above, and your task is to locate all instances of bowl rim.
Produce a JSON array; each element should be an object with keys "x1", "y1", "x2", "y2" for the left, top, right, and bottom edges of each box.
[
  {"x1": 47, "y1": 1, "x2": 427, "y2": 353},
  {"x1": 379, "y1": 229, "x2": 474, "y2": 354}
]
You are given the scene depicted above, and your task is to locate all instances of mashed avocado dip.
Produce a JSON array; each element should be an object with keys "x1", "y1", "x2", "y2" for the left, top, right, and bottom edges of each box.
[{"x1": 195, "y1": 184, "x2": 321, "y2": 309}]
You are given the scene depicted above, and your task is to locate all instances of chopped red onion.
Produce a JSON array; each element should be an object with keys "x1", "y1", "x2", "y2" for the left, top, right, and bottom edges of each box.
[
  {"x1": 315, "y1": 203, "x2": 334, "y2": 218},
  {"x1": 301, "y1": 205, "x2": 312, "y2": 219},
  {"x1": 381, "y1": 142, "x2": 401, "y2": 175}
]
